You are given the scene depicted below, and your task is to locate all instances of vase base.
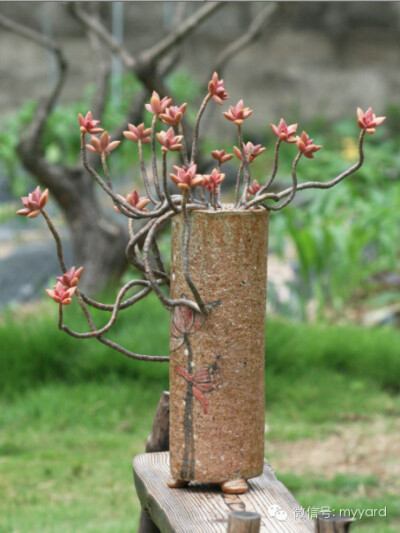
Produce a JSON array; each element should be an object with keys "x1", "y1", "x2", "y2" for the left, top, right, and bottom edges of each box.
[
  {"x1": 220, "y1": 478, "x2": 248, "y2": 494},
  {"x1": 167, "y1": 476, "x2": 190, "y2": 488}
]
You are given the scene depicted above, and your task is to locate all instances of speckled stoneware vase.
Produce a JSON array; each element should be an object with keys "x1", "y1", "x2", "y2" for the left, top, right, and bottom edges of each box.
[{"x1": 169, "y1": 209, "x2": 269, "y2": 493}]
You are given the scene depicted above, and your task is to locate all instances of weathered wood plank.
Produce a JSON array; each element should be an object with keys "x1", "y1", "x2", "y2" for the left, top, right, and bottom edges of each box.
[{"x1": 133, "y1": 452, "x2": 314, "y2": 533}]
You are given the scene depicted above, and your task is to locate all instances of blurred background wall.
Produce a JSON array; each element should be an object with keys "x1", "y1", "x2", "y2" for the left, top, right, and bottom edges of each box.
[{"x1": 0, "y1": 1, "x2": 399, "y2": 131}]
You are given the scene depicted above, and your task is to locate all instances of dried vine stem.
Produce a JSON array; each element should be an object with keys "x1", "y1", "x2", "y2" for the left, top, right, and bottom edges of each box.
[
  {"x1": 125, "y1": 217, "x2": 170, "y2": 282},
  {"x1": 97, "y1": 336, "x2": 169, "y2": 363},
  {"x1": 142, "y1": 208, "x2": 202, "y2": 314},
  {"x1": 81, "y1": 280, "x2": 153, "y2": 311},
  {"x1": 247, "y1": 130, "x2": 366, "y2": 207},
  {"x1": 57, "y1": 300, "x2": 169, "y2": 363},
  {"x1": 150, "y1": 115, "x2": 164, "y2": 202},
  {"x1": 42, "y1": 208, "x2": 97, "y2": 331},
  {"x1": 138, "y1": 140, "x2": 158, "y2": 204},
  {"x1": 101, "y1": 153, "x2": 113, "y2": 191},
  {"x1": 41, "y1": 209, "x2": 67, "y2": 274},
  {"x1": 151, "y1": 238, "x2": 170, "y2": 283},
  {"x1": 256, "y1": 138, "x2": 282, "y2": 196},
  {"x1": 238, "y1": 125, "x2": 253, "y2": 207},
  {"x1": 162, "y1": 152, "x2": 179, "y2": 214},
  {"x1": 177, "y1": 123, "x2": 190, "y2": 167},
  {"x1": 234, "y1": 162, "x2": 244, "y2": 207},
  {"x1": 59, "y1": 279, "x2": 154, "y2": 338},
  {"x1": 81, "y1": 135, "x2": 169, "y2": 219},
  {"x1": 181, "y1": 191, "x2": 209, "y2": 316},
  {"x1": 267, "y1": 151, "x2": 301, "y2": 211},
  {"x1": 191, "y1": 93, "x2": 212, "y2": 164}
]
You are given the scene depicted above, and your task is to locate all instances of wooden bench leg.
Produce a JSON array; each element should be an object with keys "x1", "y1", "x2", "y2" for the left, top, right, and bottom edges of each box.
[
  {"x1": 137, "y1": 391, "x2": 170, "y2": 532},
  {"x1": 316, "y1": 513, "x2": 355, "y2": 532},
  {"x1": 227, "y1": 511, "x2": 261, "y2": 532},
  {"x1": 138, "y1": 509, "x2": 161, "y2": 533}
]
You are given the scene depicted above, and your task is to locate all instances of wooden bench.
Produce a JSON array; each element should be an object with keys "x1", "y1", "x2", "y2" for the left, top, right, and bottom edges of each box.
[
  {"x1": 133, "y1": 393, "x2": 355, "y2": 533},
  {"x1": 134, "y1": 451, "x2": 315, "y2": 532}
]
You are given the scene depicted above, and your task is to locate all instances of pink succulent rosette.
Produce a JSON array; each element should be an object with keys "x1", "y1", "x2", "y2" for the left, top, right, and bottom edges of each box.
[
  {"x1": 159, "y1": 103, "x2": 187, "y2": 126},
  {"x1": 246, "y1": 179, "x2": 261, "y2": 200},
  {"x1": 17, "y1": 186, "x2": 49, "y2": 218},
  {"x1": 156, "y1": 128, "x2": 183, "y2": 153},
  {"x1": 233, "y1": 142, "x2": 266, "y2": 163},
  {"x1": 46, "y1": 282, "x2": 76, "y2": 306},
  {"x1": 211, "y1": 149, "x2": 233, "y2": 164},
  {"x1": 123, "y1": 123, "x2": 151, "y2": 144},
  {"x1": 208, "y1": 72, "x2": 229, "y2": 105},
  {"x1": 270, "y1": 119, "x2": 298, "y2": 143},
  {"x1": 86, "y1": 131, "x2": 120, "y2": 157},
  {"x1": 56, "y1": 266, "x2": 84, "y2": 288},
  {"x1": 169, "y1": 163, "x2": 204, "y2": 191},
  {"x1": 145, "y1": 91, "x2": 172, "y2": 117},
  {"x1": 114, "y1": 190, "x2": 150, "y2": 214},
  {"x1": 357, "y1": 107, "x2": 386, "y2": 134},
  {"x1": 223, "y1": 100, "x2": 253, "y2": 126},
  {"x1": 296, "y1": 131, "x2": 322, "y2": 159},
  {"x1": 78, "y1": 111, "x2": 103, "y2": 135},
  {"x1": 203, "y1": 169, "x2": 225, "y2": 193}
]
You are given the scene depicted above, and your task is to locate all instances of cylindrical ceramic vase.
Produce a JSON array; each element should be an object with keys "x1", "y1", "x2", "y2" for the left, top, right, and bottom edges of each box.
[{"x1": 169, "y1": 209, "x2": 269, "y2": 483}]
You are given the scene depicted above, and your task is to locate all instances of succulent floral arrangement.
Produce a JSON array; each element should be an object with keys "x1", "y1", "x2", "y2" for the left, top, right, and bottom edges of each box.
[{"x1": 17, "y1": 72, "x2": 386, "y2": 362}]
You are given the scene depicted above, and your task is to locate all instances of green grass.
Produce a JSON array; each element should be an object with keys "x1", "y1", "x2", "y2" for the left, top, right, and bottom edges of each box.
[
  {"x1": 0, "y1": 381, "x2": 160, "y2": 533},
  {"x1": 1, "y1": 297, "x2": 400, "y2": 531}
]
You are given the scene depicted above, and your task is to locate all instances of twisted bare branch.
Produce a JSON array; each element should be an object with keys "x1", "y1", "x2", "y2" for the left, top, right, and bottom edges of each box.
[
  {"x1": 69, "y1": 3, "x2": 136, "y2": 69},
  {"x1": 212, "y1": 3, "x2": 278, "y2": 77},
  {"x1": 248, "y1": 130, "x2": 366, "y2": 207},
  {"x1": 138, "y1": 3, "x2": 224, "y2": 69}
]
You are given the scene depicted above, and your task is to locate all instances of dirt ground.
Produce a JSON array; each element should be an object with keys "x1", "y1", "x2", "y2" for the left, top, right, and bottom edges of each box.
[{"x1": 268, "y1": 416, "x2": 400, "y2": 494}]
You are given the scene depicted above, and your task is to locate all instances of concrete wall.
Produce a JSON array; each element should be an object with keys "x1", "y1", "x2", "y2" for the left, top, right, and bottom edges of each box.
[{"x1": 0, "y1": 2, "x2": 399, "y2": 134}]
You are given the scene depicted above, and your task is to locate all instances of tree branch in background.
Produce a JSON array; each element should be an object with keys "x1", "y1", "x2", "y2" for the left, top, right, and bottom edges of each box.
[
  {"x1": 157, "y1": 2, "x2": 187, "y2": 78},
  {"x1": 211, "y1": 3, "x2": 278, "y2": 77},
  {"x1": 69, "y1": 2, "x2": 136, "y2": 69},
  {"x1": 85, "y1": 3, "x2": 111, "y2": 122},
  {"x1": 138, "y1": 3, "x2": 223, "y2": 70},
  {"x1": 0, "y1": 12, "x2": 68, "y2": 149}
]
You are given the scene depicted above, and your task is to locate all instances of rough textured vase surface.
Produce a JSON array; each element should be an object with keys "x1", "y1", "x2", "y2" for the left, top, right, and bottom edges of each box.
[{"x1": 169, "y1": 209, "x2": 269, "y2": 483}]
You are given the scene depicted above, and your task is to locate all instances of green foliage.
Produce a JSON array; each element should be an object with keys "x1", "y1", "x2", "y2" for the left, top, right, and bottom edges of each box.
[
  {"x1": 1, "y1": 297, "x2": 400, "y2": 400},
  {"x1": 0, "y1": 100, "x2": 37, "y2": 198},
  {"x1": 42, "y1": 74, "x2": 143, "y2": 171},
  {"x1": 262, "y1": 116, "x2": 400, "y2": 319},
  {"x1": 265, "y1": 319, "x2": 400, "y2": 392},
  {"x1": 0, "y1": 295, "x2": 170, "y2": 400}
]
